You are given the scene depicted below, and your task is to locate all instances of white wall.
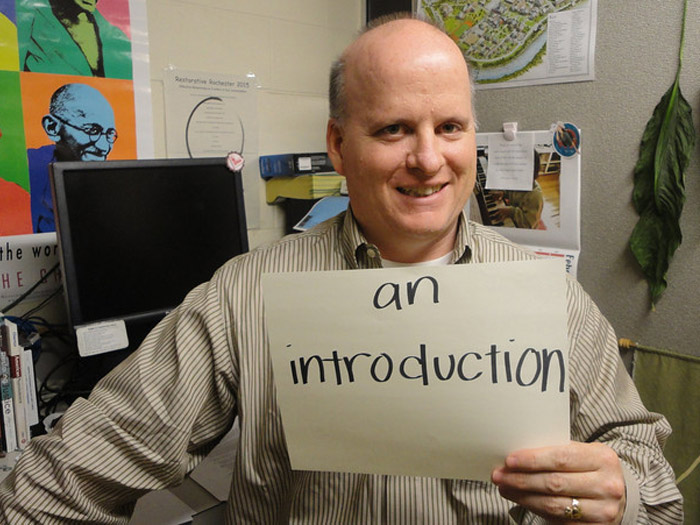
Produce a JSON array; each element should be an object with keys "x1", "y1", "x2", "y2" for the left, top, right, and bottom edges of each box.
[{"x1": 145, "y1": 0, "x2": 363, "y2": 248}]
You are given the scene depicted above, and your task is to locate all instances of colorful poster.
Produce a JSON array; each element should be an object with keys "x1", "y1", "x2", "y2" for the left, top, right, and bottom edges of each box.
[
  {"x1": 0, "y1": 0, "x2": 19, "y2": 71},
  {"x1": 0, "y1": 71, "x2": 30, "y2": 236},
  {"x1": 0, "y1": 0, "x2": 151, "y2": 238},
  {"x1": 21, "y1": 73, "x2": 137, "y2": 233},
  {"x1": 0, "y1": 0, "x2": 151, "y2": 312}
]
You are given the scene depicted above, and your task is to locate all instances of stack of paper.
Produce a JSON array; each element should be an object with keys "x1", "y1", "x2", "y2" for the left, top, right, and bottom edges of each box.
[{"x1": 265, "y1": 173, "x2": 345, "y2": 204}]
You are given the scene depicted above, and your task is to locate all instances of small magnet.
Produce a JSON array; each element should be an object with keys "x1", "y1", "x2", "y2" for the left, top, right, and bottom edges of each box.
[
  {"x1": 552, "y1": 122, "x2": 580, "y2": 157},
  {"x1": 226, "y1": 151, "x2": 245, "y2": 172}
]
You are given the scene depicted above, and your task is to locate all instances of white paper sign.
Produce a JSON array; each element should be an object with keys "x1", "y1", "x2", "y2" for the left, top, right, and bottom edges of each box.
[
  {"x1": 263, "y1": 259, "x2": 569, "y2": 481},
  {"x1": 486, "y1": 133, "x2": 535, "y2": 190}
]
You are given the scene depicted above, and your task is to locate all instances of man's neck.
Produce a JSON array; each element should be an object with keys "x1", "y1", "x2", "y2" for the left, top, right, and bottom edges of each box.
[
  {"x1": 367, "y1": 229, "x2": 458, "y2": 264},
  {"x1": 382, "y1": 251, "x2": 453, "y2": 267}
]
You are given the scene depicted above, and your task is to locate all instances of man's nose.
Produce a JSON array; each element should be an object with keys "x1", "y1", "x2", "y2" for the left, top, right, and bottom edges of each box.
[
  {"x1": 406, "y1": 130, "x2": 443, "y2": 175},
  {"x1": 93, "y1": 133, "x2": 111, "y2": 152}
]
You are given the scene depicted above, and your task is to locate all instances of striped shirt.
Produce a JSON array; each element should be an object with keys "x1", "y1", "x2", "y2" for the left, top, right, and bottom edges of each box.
[{"x1": 0, "y1": 211, "x2": 683, "y2": 524}]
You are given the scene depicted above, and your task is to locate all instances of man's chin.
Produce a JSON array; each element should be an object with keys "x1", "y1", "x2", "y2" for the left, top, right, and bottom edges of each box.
[{"x1": 81, "y1": 153, "x2": 109, "y2": 161}]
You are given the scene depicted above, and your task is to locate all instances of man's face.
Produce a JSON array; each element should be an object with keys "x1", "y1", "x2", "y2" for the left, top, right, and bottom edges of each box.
[
  {"x1": 328, "y1": 22, "x2": 477, "y2": 261},
  {"x1": 53, "y1": 98, "x2": 115, "y2": 162}
]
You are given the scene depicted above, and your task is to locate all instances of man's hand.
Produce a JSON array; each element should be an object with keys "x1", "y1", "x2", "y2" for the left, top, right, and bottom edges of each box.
[{"x1": 491, "y1": 442, "x2": 626, "y2": 524}]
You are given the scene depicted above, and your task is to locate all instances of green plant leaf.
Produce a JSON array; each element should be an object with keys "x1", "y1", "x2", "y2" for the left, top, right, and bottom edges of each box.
[
  {"x1": 630, "y1": 0, "x2": 697, "y2": 307},
  {"x1": 630, "y1": 208, "x2": 682, "y2": 305},
  {"x1": 630, "y1": 78, "x2": 695, "y2": 306},
  {"x1": 653, "y1": 84, "x2": 694, "y2": 218}
]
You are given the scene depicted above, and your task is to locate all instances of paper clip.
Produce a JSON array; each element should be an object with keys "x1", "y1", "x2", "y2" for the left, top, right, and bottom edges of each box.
[{"x1": 502, "y1": 122, "x2": 518, "y2": 141}]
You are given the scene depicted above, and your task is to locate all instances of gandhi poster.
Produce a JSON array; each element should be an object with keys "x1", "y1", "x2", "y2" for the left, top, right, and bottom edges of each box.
[
  {"x1": 263, "y1": 258, "x2": 570, "y2": 481},
  {"x1": 0, "y1": 0, "x2": 152, "y2": 237}
]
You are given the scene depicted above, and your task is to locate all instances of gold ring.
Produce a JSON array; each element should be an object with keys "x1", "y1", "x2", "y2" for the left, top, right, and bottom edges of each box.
[{"x1": 564, "y1": 497, "x2": 583, "y2": 520}]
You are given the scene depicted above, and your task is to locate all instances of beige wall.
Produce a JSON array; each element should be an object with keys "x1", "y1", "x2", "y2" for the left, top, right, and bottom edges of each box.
[
  {"x1": 145, "y1": 0, "x2": 362, "y2": 249},
  {"x1": 474, "y1": 2, "x2": 700, "y2": 356}
]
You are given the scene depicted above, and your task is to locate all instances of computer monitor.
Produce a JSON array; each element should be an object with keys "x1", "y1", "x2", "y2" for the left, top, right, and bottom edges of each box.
[{"x1": 50, "y1": 157, "x2": 249, "y2": 367}]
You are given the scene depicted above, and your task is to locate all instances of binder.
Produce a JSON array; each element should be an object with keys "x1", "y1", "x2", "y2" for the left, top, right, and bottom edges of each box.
[{"x1": 259, "y1": 152, "x2": 333, "y2": 179}]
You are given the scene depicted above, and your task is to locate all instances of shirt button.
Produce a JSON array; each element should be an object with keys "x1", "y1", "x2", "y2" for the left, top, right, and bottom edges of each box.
[{"x1": 366, "y1": 246, "x2": 379, "y2": 258}]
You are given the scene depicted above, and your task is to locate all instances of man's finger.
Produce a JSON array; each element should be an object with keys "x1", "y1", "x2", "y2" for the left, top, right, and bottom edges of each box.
[
  {"x1": 504, "y1": 442, "x2": 618, "y2": 473},
  {"x1": 492, "y1": 468, "x2": 624, "y2": 501}
]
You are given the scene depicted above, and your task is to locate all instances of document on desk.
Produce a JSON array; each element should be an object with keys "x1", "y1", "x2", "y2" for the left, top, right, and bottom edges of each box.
[{"x1": 262, "y1": 259, "x2": 569, "y2": 481}]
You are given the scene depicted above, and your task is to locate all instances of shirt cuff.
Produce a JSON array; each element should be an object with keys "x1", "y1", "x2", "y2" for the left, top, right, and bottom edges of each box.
[{"x1": 620, "y1": 461, "x2": 641, "y2": 525}]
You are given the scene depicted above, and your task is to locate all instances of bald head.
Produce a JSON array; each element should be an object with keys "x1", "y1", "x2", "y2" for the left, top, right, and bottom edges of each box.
[
  {"x1": 49, "y1": 83, "x2": 113, "y2": 122},
  {"x1": 329, "y1": 15, "x2": 475, "y2": 123},
  {"x1": 43, "y1": 83, "x2": 116, "y2": 161}
]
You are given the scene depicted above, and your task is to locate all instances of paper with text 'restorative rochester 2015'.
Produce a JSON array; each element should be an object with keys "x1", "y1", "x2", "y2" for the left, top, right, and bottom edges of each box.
[{"x1": 262, "y1": 259, "x2": 569, "y2": 481}]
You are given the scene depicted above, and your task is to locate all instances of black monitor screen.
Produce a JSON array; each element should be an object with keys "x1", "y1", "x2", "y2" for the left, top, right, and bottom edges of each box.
[{"x1": 50, "y1": 157, "x2": 249, "y2": 339}]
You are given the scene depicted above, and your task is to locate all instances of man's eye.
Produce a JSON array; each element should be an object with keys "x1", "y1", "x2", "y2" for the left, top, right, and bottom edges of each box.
[
  {"x1": 439, "y1": 123, "x2": 461, "y2": 134},
  {"x1": 382, "y1": 124, "x2": 403, "y2": 135},
  {"x1": 83, "y1": 125, "x2": 104, "y2": 135}
]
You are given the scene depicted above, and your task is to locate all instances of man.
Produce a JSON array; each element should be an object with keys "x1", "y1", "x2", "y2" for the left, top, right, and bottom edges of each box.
[
  {"x1": 27, "y1": 82, "x2": 117, "y2": 232},
  {"x1": 0, "y1": 15, "x2": 682, "y2": 524},
  {"x1": 18, "y1": 0, "x2": 132, "y2": 79}
]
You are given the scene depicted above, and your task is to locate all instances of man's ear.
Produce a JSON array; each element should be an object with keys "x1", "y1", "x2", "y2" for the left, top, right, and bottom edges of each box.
[
  {"x1": 42, "y1": 115, "x2": 61, "y2": 141},
  {"x1": 326, "y1": 118, "x2": 345, "y2": 175}
]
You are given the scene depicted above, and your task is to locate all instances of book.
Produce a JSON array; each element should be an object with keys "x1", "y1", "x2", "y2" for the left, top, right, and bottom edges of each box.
[
  {"x1": 265, "y1": 172, "x2": 345, "y2": 204},
  {"x1": 259, "y1": 152, "x2": 334, "y2": 179},
  {"x1": 1, "y1": 319, "x2": 29, "y2": 450},
  {"x1": 22, "y1": 349, "x2": 39, "y2": 428},
  {"x1": 0, "y1": 351, "x2": 17, "y2": 453}
]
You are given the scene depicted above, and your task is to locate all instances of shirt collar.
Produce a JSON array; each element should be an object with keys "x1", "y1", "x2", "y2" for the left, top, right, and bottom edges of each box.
[{"x1": 339, "y1": 209, "x2": 473, "y2": 269}]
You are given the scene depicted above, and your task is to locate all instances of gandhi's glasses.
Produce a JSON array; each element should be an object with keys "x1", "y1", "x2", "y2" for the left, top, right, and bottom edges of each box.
[{"x1": 52, "y1": 114, "x2": 118, "y2": 144}]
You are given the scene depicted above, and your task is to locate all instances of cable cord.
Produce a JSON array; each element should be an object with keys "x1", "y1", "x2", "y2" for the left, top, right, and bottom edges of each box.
[{"x1": 1, "y1": 262, "x2": 61, "y2": 314}]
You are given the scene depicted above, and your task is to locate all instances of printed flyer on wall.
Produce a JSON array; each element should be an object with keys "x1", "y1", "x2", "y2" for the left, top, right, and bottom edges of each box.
[{"x1": 469, "y1": 128, "x2": 581, "y2": 276}]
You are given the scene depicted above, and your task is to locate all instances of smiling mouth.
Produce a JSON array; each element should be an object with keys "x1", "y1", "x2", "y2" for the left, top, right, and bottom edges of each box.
[{"x1": 397, "y1": 184, "x2": 446, "y2": 197}]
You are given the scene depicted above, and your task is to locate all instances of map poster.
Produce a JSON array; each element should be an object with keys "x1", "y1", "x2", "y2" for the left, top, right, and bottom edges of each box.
[{"x1": 417, "y1": 0, "x2": 598, "y2": 89}]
